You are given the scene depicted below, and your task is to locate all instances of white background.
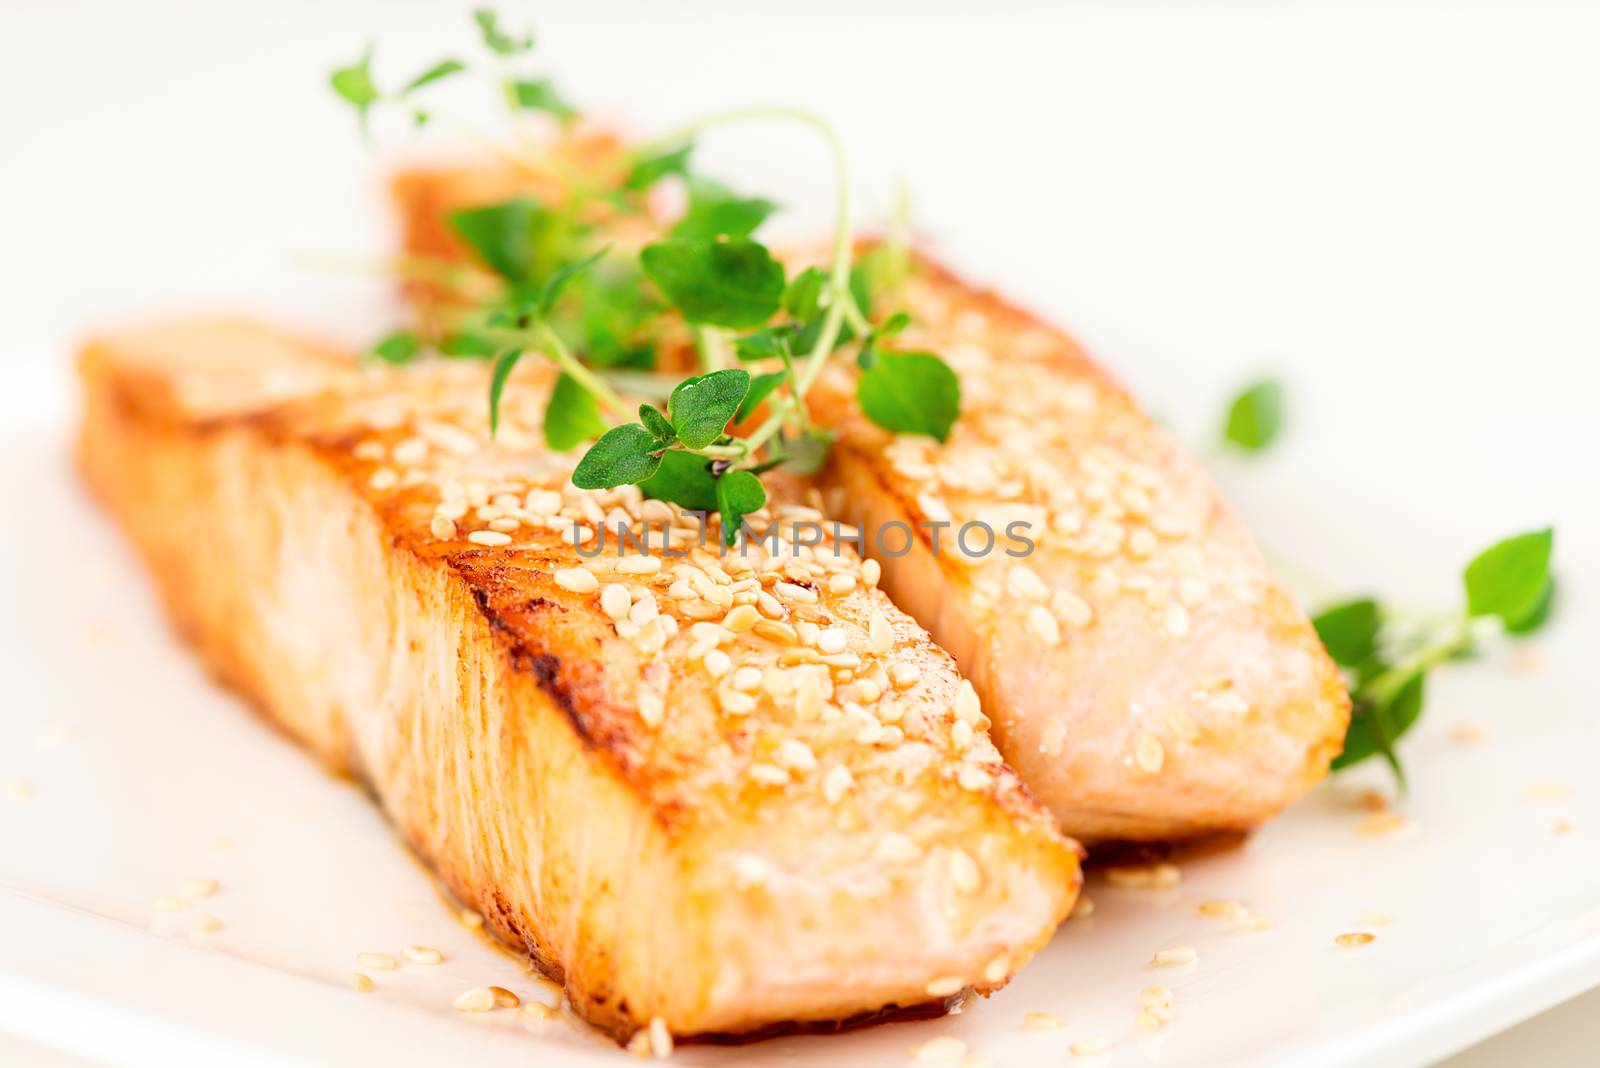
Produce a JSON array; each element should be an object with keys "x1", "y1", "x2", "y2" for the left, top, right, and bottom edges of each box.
[{"x1": 2, "y1": 1, "x2": 1597, "y2": 1065}]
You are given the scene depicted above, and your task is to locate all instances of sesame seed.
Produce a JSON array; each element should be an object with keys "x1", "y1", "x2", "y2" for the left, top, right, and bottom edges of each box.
[
  {"x1": 430, "y1": 515, "x2": 457, "y2": 540},
  {"x1": 774, "y1": 738, "x2": 817, "y2": 773},
  {"x1": 1136, "y1": 1008, "x2": 1169, "y2": 1033},
  {"x1": 774, "y1": 581, "x2": 818, "y2": 604},
  {"x1": 521, "y1": 1001, "x2": 556, "y2": 1021},
  {"x1": 704, "y1": 649, "x2": 732, "y2": 678},
  {"x1": 403, "y1": 945, "x2": 443, "y2": 965},
  {"x1": 719, "y1": 689, "x2": 757, "y2": 715},
  {"x1": 192, "y1": 914, "x2": 222, "y2": 932},
  {"x1": 1107, "y1": 863, "x2": 1180, "y2": 890},
  {"x1": 637, "y1": 690, "x2": 665, "y2": 728},
  {"x1": 827, "y1": 573, "x2": 856, "y2": 595},
  {"x1": 1006, "y1": 566, "x2": 1049, "y2": 601},
  {"x1": 459, "y1": 909, "x2": 484, "y2": 929},
  {"x1": 722, "y1": 603, "x2": 759, "y2": 632},
  {"x1": 1360, "y1": 812, "x2": 1410, "y2": 836},
  {"x1": 876, "y1": 832, "x2": 922, "y2": 863},
  {"x1": 1135, "y1": 731, "x2": 1165, "y2": 773},
  {"x1": 179, "y1": 878, "x2": 219, "y2": 899},
  {"x1": 729, "y1": 666, "x2": 762, "y2": 691},
  {"x1": 1052, "y1": 590, "x2": 1094, "y2": 628},
  {"x1": 554, "y1": 567, "x2": 598, "y2": 594},
  {"x1": 1198, "y1": 899, "x2": 1244, "y2": 919},
  {"x1": 732, "y1": 854, "x2": 771, "y2": 889},
  {"x1": 947, "y1": 848, "x2": 981, "y2": 894},
  {"x1": 350, "y1": 972, "x2": 375, "y2": 992},
  {"x1": 488, "y1": 516, "x2": 520, "y2": 533},
  {"x1": 1164, "y1": 603, "x2": 1191, "y2": 638},
  {"x1": 748, "y1": 762, "x2": 789, "y2": 786},
  {"x1": 953, "y1": 680, "x2": 982, "y2": 725},
  {"x1": 817, "y1": 629, "x2": 849, "y2": 655},
  {"x1": 914, "y1": 1036, "x2": 967, "y2": 1063},
  {"x1": 861, "y1": 558, "x2": 882, "y2": 587},
  {"x1": 1166, "y1": 708, "x2": 1200, "y2": 743},
  {"x1": 152, "y1": 896, "x2": 189, "y2": 912},
  {"x1": 983, "y1": 952, "x2": 1010, "y2": 984},
  {"x1": 1025, "y1": 604, "x2": 1061, "y2": 645},
  {"x1": 599, "y1": 583, "x2": 631, "y2": 621},
  {"x1": 1451, "y1": 723, "x2": 1486, "y2": 744},
  {"x1": 1070, "y1": 1036, "x2": 1111, "y2": 1056},
  {"x1": 648, "y1": 1016, "x2": 673, "y2": 1059},
  {"x1": 467, "y1": 530, "x2": 511, "y2": 547},
  {"x1": 1233, "y1": 912, "x2": 1274, "y2": 931},
  {"x1": 368, "y1": 468, "x2": 398, "y2": 492},
  {"x1": 357, "y1": 952, "x2": 398, "y2": 971},
  {"x1": 752, "y1": 620, "x2": 799, "y2": 646},
  {"x1": 617, "y1": 555, "x2": 662, "y2": 576},
  {"x1": 1139, "y1": 985, "x2": 1172, "y2": 1007},
  {"x1": 1359, "y1": 910, "x2": 1392, "y2": 928},
  {"x1": 1151, "y1": 946, "x2": 1197, "y2": 966},
  {"x1": 956, "y1": 765, "x2": 992, "y2": 792},
  {"x1": 1335, "y1": 932, "x2": 1375, "y2": 947},
  {"x1": 821, "y1": 764, "x2": 854, "y2": 803},
  {"x1": 489, "y1": 986, "x2": 521, "y2": 1008},
  {"x1": 453, "y1": 988, "x2": 497, "y2": 1012},
  {"x1": 1023, "y1": 1011, "x2": 1064, "y2": 1030},
  {"x1": 951, "y1": 718, "x2": 975, "y2": 751},
  {"x1": 926, "y1": 975, "x2": 965, "y2": 998},
  {"x1": 889, "y1": 662, "x2": 919, "y2": 689}
]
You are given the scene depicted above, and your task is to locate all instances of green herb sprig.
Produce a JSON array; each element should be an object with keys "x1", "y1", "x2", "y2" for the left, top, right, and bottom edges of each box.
[
  {"x1": 331, "y1": 11, "x2": 959, "y2": 545},
  {"x1": 1314, "y1": 528, "x2": 1556, "y2": 786}
]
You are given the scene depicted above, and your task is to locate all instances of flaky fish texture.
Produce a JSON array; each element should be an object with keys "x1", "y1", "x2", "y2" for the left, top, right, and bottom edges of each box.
[
  {"x1": 389, "y1": 161, "x2": 1350, "y2": 845},
  {"x1": 76, "y1": 319, "x2": 1080, "y2": 1042}
]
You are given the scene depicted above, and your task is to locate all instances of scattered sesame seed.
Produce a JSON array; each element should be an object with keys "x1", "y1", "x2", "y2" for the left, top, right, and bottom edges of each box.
[
  {"x1": 467, "y1": 530, "x2": 511, "y2": 547},
  {"x1": 1023, "y1": 1011, "x2": 1064, "y2": 1030},
  {"x1": 722, "y1": 603, "x2": 760, "y2": 632},
  {"x1": 948, "y1": 848, "x2": 982, "y2": 894},
  {"x1": 1556, "y1": 819, "x2": 1576, "y2": 835},
  {"x1": 1007, "y1": 566, "x2": 1049, "y2": 601},
  {"x1": 350, "y1": 972, "x2": 375, "y2": 992},
  {"x1": 1070, "y1": 1036, "x2": 1111, "y2": 1056},
  {"x1": 357, "y1": 952, "x2": 399, "y2": 971},
  {"x1": 1025, "y1": 604, "x2": 1062, "y2": 645},
  {"x1": 368, "y1": 467, "x2": 398, "y2": 492},
  {"x1": 774, "y1": 580, "x2": 818, "y2": 604},
  {"x1": 520, "y1": 1001, "x2": 556, "y2": 1021},
  {"x1": 876, "y1": 832, "x2": 922, "y2": 863},
  {"x1": 827, "y1": 572, "x2": 856, "y2": 595},
  {"x1": 599, "y1": 583, "x2": 632, "y2": 620},
  {"x1": 1134, "y1": 730, "x2": 1165, "y2": 773},
  {"x1": 193, "y1": 914, "x2": 222, "y2": 932},
  {"x1": 821, "y1": 764, "x2": 854, "y2": 804},
  {"x1": 861, "y1": 558, "x2": 882, "y2": 587},
  {"x1": 179, "y1": 878, "x2": 219, "y2": 899},
  {"x1": 914, "y1": 1036, "x2": 967, "y2": 1063},
  {"x1": 953, "y1": 680, "x2": 982, "y2": 725},
  {"x1": 1451, "y1": 723, "x2": 1486, "y2": 744},
  {"x1": 152, "y1": 896, "x2": 189, "y2": 912},
  {"x1": 648, "y1": 1016, "x2": 673, "y2": 1059},
  {"x1": 617, "y1": 555, "x2": 662, "y2": 576},
  {"x1": 1139, "y1": 985, "x2": 1172, "y2": 1007},
  {"x1": 1233, "y1": 912, "x2": 1274, "y2": 932},
  {"x1": 453, "y1": 987, "x2": 497, "y2": 1012},
  {"x1": 1151, "y1": 946, "x2": 1197, "y2": 967},
  {"x1": 1198, "y1": 899, "x2": 1243, "y2": 919},
  {"x1": 1136, "y1": 1008, "x2": 1169, "y2": 1033},
  {"x1": 430, "y1": 515, "x2": 457, "y2": 540},
  {"x1": 774, "y1": 738, "x2": 817, "y2": 773},
  {"x1": 926, "y1": 975, "x2": 965, "y2": 998},
  {"x1": 459, "y1": 909, "x2": 484, "y2": 929},
  {"x1": 553, "y1": 567, "x2": 598, "y2": 594},
  {"x1": 748, "y1": 762, "x2": 789, "y2": 786},
  {"x1": 817, "y1": 628, "x2": 849, "y2": 654},
  {"x1": 1359, "y1": 812, "x2": 1411, "y2": 836},
  {"x1": 983, "y1": 952, "x2": 1010, "y2": 984},
  {"x1": 488, "y1": 986, "x2": 520, "y2": 1008},
  {"x1": 1052, "y1": 590, "x2": 1094, "y2": 628},
  {"x1": 1358, "y1": 909, "x2": 1392, "y2": 928},
  {"x1": 719, "y1": 689, "x2": 758, "y2": 715},
  {"x1": 403, "y1": 945, "x2": 443, "y2": 965},
  {"x1": 1335, "y1": 932, "x2": 1375, "y2": 947},
  {"x1": 1106, "y1": 863, "x2": 1181, "y2": 890}
]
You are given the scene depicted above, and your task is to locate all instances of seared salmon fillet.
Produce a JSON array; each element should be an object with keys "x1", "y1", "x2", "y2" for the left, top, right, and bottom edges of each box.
[
  {"x1": 76, "y1": 319, "x2": 1080, "y2": 1041},
  {"x1": 389, "y1": 162, "x2": 1350, "y2": 845}
]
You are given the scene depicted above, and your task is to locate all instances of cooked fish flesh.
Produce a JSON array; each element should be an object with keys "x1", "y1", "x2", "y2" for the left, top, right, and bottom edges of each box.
[
  {"x1": 389, "y1": 163, "x2": 1350, "y2": 845},
  {"x1": 76, "y1": 318, "x2": 1081, "y2": 1041}
]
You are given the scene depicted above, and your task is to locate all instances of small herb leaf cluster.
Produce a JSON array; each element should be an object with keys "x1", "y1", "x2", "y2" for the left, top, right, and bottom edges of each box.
[
  {"x1": 1223, "y1": 379, "x2": 1285, "y2": 452},
  {"x1": 332, "y1": 9, "x2": 956, "y2": 544},
  {"x1": 1317, "y1": 528, "x2": 1556, "y2": 785}
]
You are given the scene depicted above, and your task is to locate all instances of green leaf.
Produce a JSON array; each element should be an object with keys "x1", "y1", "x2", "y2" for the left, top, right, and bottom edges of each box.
[
  {"x1": 737, "y1": 371, "x2": 787, "y2": 422},
  {"x1": 640, "y1": 239, "x2": 784, "y2": 329},
  {"x1": 1223, "y1": 379, "x2": 1285, "y2": 452},
  {"x1": 715, "y1": 469, "x2": 766, "y2": 547},
  {"x1": 440, "y1": 332, "x2": 498, "y2": 359},
  {"x1": 487, "y1": 348, "x2": 524, "y2": 434},
  {"x1": 1332, "y1": 672, "x2": 1426, "y2": 778},
  {"x1": 1505, "y1": 576, "x2": 1557, "y2": 636},
  {"x1": 473, "y1": 8, "x2": 532, "y2": 54},
  {"x1": 638, "y1": 404, "x2": 675, "y2": 442},
  {"x1": 783, "y1": 267, "x2": 828, "y2": 320},
  {"x1": 536, "y1": 245, "x2": 609, "y2": 318},
  {"x1": 513, "y1": 79, "x2": 574, "y2": 120},
  {"x1": 572, "y1": 424, "x2": 663, "y2": 489},
  {"x1": 449, "y1": 197, "x2": 545, "y2": 284},
  {"x1": 668, "y1": 369, "x2": 750, "y2": 449},
  {"x1": 624, "y1": 143, "x2": 693, "y2": 191},
  {"x1": 543, "y1": 373, "x2": 607, "y2": 451},
  {"x1": 330, "y1": 47, "x2": 380, "y2": 127},
  {"x1": 1464, "y1": 528, "x2": 1554, "y2": 628},
  {"x1": 404, "y1": 59, "x2": 464, "y2": 93},
  {"x1": 672, "y1": 178, "x2": 779, "y2": 241},
  {"x1": 776, "y1": 429, "x2": 833, "y2": 476},
  {"x1": 735, "y1": 326, "x2": 795, "y2": 362},
  {"x1": 1312, "y1": 598, "x2": 1382, "y2": 667},
  {"x1": 640, "y1": 450, "x2": 719, "y2": 511},
  {"x1": 856, "y1": 351, "x2": 961, "y2": 442},
  {"x1": 370, "y1": 330, "x2": 421, "y2": 365}
]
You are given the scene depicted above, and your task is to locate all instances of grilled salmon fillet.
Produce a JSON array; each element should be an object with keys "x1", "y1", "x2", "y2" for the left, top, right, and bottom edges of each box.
[
  {"x1": 389, "y1": 162, "x2": 1350, "y2": 845},
  {"x1": 76, "y1": 318, "x2": 1080, "y2": 1041}
]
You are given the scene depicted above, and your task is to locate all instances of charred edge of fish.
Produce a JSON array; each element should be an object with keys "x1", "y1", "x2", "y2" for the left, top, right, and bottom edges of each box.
[{"x1": 468, "y1": 587, "x2": 595, "y2": 746}]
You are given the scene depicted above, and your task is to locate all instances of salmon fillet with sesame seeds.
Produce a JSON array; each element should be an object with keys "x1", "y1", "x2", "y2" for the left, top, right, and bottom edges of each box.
[
  {"x1": 76, "y1": 318, "x2": 1080, "y2": 1042},
  {"x1": 389, "y1": 162, "x2": 1351, "y2": 846}
]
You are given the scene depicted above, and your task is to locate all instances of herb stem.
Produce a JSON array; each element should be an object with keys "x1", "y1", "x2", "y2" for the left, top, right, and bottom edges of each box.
[{"x1": 533, "y1": 323, "x2": 631, "y2": 420}]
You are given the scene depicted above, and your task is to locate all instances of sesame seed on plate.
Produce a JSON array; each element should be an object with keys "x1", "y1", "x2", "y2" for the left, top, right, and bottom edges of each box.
[
  {"x1": 1025, "y1": 604, "x2": 1062, "y2": 645},
  {"x1": 356, "y1": 952, "x2": 398, "y2": 970},
  {"x1": 152, "y1": 896, "x2": 189, "y2": 912},
  {"x1": 947, "y1": 848, "x2": 981, "y2": 894},
  {"x1": 453, "y1": 987, "x2": 496, "y2": 1012},
  {"x1": 1023, "y1": 1011, "x2": 1063, "y2": 1030},
  {"x1": 1151, "y1": 946, "x2": 1197, "y2": 967},
  {"x1": 349, "y1": 973, "x2": 375, "y2": 992},
  {"x1": 403, "y1": 945, "x2": 443, "y2": 965},
  {"x1": 489, "y1": 986, "x2": 520, "y2": 1007},
  {"x1": 1335, "y1": 932, "x2": 1375, "y2": 947},
  {"x1": 1070, "y1": 1036, "x2": 1111, "y2": 1056},
  {"x1": 913, "y1": 1036, "x2": 966, "y2": 1063},
  {"x1": 648, "y1": 1016, "x2": 673, "y2": 1059},
  {"x1": 193, "y1": 914, "x2": 222, "y2": 932},
  {"x1": 1134, "y1": 731, "x2": 1165, "y2": 773},
  {"x1": 179, "y1": 878, "x2": 219, "y2": 899},
  {"x1": 1139, "y1": 985, "x2": 1172, "y2": 1007}
]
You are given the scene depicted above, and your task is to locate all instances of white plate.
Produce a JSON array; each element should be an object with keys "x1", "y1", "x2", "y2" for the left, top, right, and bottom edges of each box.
[{"x1": 0, "y1": 354, "x2": 1595, "y2": 1068}]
